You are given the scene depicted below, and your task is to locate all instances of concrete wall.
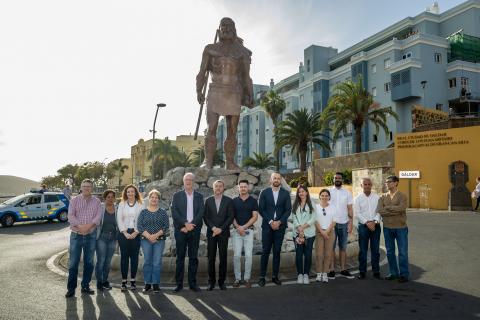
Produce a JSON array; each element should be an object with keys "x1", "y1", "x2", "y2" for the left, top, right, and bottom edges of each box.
[{"x1": 352, "y1": 167, "x2": 393, "y2": 198}]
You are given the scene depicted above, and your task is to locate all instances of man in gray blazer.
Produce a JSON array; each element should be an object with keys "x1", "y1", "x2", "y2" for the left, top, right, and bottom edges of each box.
[
  {"x1": 171, "y1": 172, "x2": 204, "y2": 292},
  {"x1": 203, "y1": 180, "x2": 234, "y2": 290}
]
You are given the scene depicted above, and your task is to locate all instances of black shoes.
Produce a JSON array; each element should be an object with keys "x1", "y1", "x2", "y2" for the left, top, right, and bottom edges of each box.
[
  {"x1": 173, "y1": 285, "x2": 183, "y2": 293},
  {"x1": 65, "y1": 290, "x2": 75, "y2": 298},
  {"x1": 272, "y1": 277, "x2": 282, "y2": 285},
  {"x1": 384, "y1": 274, "x2": 398, "y2": 281},
  {"x1": 340, "y1": 270, "x2": 354, "y2": 279},
  {"x1": 357, "y1": 272, "x2": 366, "y2": 279},
  {"x1": 258, "y1": 278, "x2": 266, "y2": 287},
  {"x1": 153, "y1": 284, "x2": 160, "y2": 293},
  {"x1": 190, "y1": 286, "x2": 201, "y2": 292},
  {"x1": 81, "y1": 287, "x2": 95, "y2": 295},
  {"x1": 327, "y1": 271, "x2": 336, "y2": 279},
  {"x1": 219, "y1": 283, "x2": 227, "y2": 290},
  {"x1": 121, "y1": 282, "x2": 128, "y2": 292},
  {"x1": 102, "y1": 282, "x2": 112, "y2": 290},
  {"x1": 207, "y1": 283, "x2": 215, "y2": 291},
  {"x1": 373, "y1": 272, "x2": 382, "y2": 280},
  {"x1": 130, "y1": 281, "x2": 137, "y2": 291},
  {"x1": 143, "y1": 284, "x2": 152, "y2": 293},
  {"x1": 398, "y1": 276, "x2": 409, "y2": 283}
]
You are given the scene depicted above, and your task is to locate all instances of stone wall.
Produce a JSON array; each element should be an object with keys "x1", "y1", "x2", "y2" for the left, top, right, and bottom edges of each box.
[
  {"x1": 351, "y1": 167, "x2": 394, "y2": 198},
  {"x1": 310, "y1": 149, "x2": 394, "y2": 186}
]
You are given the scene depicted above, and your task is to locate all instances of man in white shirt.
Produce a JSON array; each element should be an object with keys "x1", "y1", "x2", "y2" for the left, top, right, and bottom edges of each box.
[
  {"x1": 329, "y1": 172, "x2": 354, "y2": 279},
  {"x1": 353, "y1": 177, "x2": 381, "y2": 279}
]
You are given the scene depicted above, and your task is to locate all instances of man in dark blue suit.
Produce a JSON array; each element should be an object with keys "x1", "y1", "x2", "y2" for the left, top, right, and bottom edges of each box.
[
  {"x1": 258, "y1": 172, "x2": 292, "y2": 286},
  {"x1": 171, "y1": 172, "x2": 204, "y2": 292}
]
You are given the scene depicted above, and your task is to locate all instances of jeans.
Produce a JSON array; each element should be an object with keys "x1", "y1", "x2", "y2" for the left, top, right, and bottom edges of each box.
[
  {"x1": 294, "y1": 236, "x2": 315, "y2": 275},
  {"x1": 384, "y1": 226, "x2": 409, "y2": 278},
  {"x1": 357, "y1": 224, "x2": 381, "y2": 274},
  {"x1": 175, "y1": 228, "x2": 201, "y2": 288},
  {"x1": 333, "y1": 223, "x2": 348, "y2": 251},
  {"x1": 95, "y1": 236, "x2": 116, "y2": 286},
  {"x1": 233, "y1": 229, "x2": 254, "y2": 281},
  {"x1": 141, "y1": 239, "x2": 166, "y2": 285},
  {"x1": 260, "y1": 227, "x2": 285, "y2": 278},
  {"x1": 118, "y1": 229, "x2": 141, "y2": 280},
  {"x1": 67, "y1": 231, "x2": 96, "y2": 291}
]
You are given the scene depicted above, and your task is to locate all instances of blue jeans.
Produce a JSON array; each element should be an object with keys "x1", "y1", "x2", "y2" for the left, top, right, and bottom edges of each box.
[
  {"x1": 333, "y1": 223, "x2": 348, "y2": 251},
  {"x1": 95, "y1": 236, "x2": 116, "y2": 286},
  {"x1": 141, "y1": 239, "x2": 166, "y2": 285},
  {"x1": 294, "y1": 236, "x2": 315, "y2": 275},
  {"x1": 384, "y1": 227, "x2": 409, "y2": 278},
  {"x1": 357, "y1": 224, "x2": 381, "y2": 274},
  {"x1": 67, "y1": 231, "x2": 96, "y2": 291}
]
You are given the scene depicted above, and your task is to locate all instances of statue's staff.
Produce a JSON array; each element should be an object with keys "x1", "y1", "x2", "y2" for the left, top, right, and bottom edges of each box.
[{"x1": 194, "y1": 31, "x2": 218, "y2": 141}]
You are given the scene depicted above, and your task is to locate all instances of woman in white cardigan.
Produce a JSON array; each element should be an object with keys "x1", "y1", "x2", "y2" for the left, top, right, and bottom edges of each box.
[{"x1": 117, "y1": 184, "x2": 143, "y2": 291}]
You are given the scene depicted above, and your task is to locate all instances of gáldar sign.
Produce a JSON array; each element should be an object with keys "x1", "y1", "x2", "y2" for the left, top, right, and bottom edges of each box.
[{"x1": 399, "y1": 171, "x2": 420, "y2": 179}]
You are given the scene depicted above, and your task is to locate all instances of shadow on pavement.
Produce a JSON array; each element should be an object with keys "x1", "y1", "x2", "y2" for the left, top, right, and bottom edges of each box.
[{"x1": 0, "y1": 220, "x2": 68, "y2": 235}]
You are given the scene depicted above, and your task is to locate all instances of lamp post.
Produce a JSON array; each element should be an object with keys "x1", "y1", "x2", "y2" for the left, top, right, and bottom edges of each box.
[
  {"x1": 421, "y1": 80, "x2": 427, "y2": 107},
  {"x1": 150, "y1": 103, "x2": 166, "y2": 183}
]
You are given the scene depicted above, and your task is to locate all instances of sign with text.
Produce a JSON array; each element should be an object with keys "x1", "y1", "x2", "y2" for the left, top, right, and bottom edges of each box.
[{"x1": 399, "y1": 171, "x2": 420, "y2": 179}]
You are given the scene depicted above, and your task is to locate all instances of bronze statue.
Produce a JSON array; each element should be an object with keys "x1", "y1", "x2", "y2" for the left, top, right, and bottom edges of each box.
[{"x1": 196, "y1": 17, "x2": 254, "y2": 170}]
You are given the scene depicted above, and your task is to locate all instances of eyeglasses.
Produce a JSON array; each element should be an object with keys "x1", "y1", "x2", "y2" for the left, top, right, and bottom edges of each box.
[{"x1": 322, "y1": 208, "x2": 326, "y2": 216}]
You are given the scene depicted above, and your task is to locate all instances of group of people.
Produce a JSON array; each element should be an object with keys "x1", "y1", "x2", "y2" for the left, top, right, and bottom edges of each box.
[{"x1": 65, "y1": 171, "x2": 410, "y2": 298}]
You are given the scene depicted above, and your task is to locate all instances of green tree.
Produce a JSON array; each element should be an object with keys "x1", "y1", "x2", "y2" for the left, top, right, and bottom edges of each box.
[
  {"x1": 57, "y1": 164, "x2": 79, "y2": 188},
  {"x1": 107, "y1": 159, "x2": 129, "y2": 189},
  {"x1": 172, "y1": 151, "x2": 193, "y2": 168},
  {"x1": 148, "y1": 138, "x2": 184, "y2": 180},
  {"x1": 41, "y1": 175, "x2": 63, "y2": 189},
  {"x1": 322, "y1": 77, "x2": 399, "y2": 153},
  {"x1": 191, "y1": 146, "x2": 224, "y2": 167},
  {"x1": 242, "y1": 152, "x2": 275, "y2": 169},
  {"x1": 275, "y1": 108, "x2": 330, "y2": 172},
  {"x1": 261, "y1": 90, "x2": 286, "y2": 171},
  {"x1": 75, "y1": 161, "x2": 107, "y2": 189}
]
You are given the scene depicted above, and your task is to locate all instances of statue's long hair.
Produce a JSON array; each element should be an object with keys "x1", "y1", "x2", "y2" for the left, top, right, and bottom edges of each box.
[{"x1": 217, "y1": 17, "x2": 244, "y2": 45}]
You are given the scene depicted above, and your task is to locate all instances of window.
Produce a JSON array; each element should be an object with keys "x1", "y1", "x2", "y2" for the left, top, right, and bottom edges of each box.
[
  {"x1": 436, "y1": 103, "x2": 443, "y2": 111},
  {"x1": 256, "y1": 115, "x2": 258, "y2": 121},
  {"x1": 389, "y1": 131, "x2": 393, "y2": 141},
  {"x1": 402, "y1": 52, "x2": 412, "y2": 59},
  {"x1": 434, "y1": 53, "x2": 442, "y2": 63},
  {"x1": 384, "y1": 58, "x2": 391, "y2": 69},
  {"x1": 44, "y1": 195, "x2": 59, "y2": 203},
  {"x1": 345, "y1": 140, "x2": 352, "y2": 155},
  {"x1": 307, "y1": 59, "x2": 311, "y2": 72},
  {"x1": 256, "y1": 129, "x2": 258, "y2": 134},
  {"x1": 373, "y1": 134, "x2": 378, "y2": 143},
  {"x1": 27, "y1": 195, "x2": 42, "y2": 205},
  {"x1": 300, "y1": 95, "x2": 304, "y2": 102},
  {"x1": 372, "y1": 87, "x2": 377, "y2": 97},
  {"x1": 371, "y1": 64, "x2": 377, "y2": 74},
  {"x1": 448, "y1": 78, "x2": 457, "y2": 88},
  {"x1": 384, "y1": 82, "x2": 391, "y2": 92},
  {"x1": 346, "y1": 122, "x2": 353, "y2": 134},
  {"x1": 461, "y1": 77, "x2": 469, "y2": 87}
]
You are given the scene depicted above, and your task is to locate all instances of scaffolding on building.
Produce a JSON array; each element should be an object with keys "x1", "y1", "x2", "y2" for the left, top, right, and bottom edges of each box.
[{"x1": 447, "y1": 30, "x2": 480, "y2": 63}]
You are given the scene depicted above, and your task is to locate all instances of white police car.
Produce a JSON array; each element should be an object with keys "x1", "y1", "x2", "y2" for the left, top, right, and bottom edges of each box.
[{"x1": 0, "y1": 192, "x2": 70, "y2": 227}]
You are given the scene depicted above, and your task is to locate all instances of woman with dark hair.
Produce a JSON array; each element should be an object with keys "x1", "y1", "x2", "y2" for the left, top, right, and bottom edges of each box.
[
  {"x1": 95, "y1": 190, "x2": 118, "y2": 291},
  {"x1": 315, "y1": 189, "x2": 336, "y2": 283},
  {"x1": 117, "y1": 184, "x2": 143, "y2": 291},
  {"x1": 137, "y1": 189, "x2": 169, "y2": 294},
  {"x1": 291, "y1": 185, "x2": 317, "y2": 284}
]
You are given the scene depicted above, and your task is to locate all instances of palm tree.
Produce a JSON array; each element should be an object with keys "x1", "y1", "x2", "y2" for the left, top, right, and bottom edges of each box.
[
  {"x1": 191, "y1": 146, "x2": 224, "y2": 167},
  {"x1": 275, "y1": 108, "x2": 331, "y2": 172},
  {"x1": 148, "y1": 139, "x2": 182, "y2": 179},
  {"x1": 242, "y1": 152, "x2": 275, "y2": 169},
  {"x1": 322, "y1": 77, "x2": 399, "y2": 153},
  {"x1": 260, "y1": 90, "x2": 286, "y2": 171},
  {"x1": 172, "y1": 151, "x2": 193, "y2": 168},
  {"x1": 108, "y1": 160, "x2": 129, "y2": 189}
]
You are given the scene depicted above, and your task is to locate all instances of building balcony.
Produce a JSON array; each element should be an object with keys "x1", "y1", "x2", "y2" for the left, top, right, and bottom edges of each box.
[{"x1": 388, "y1": 57, "x2": 422, "y2": 74}]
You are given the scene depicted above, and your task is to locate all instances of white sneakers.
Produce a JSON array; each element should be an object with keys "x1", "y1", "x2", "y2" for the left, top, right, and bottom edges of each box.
[
  {"x1": 322, "y1": 272, "x2": 329, "y2": 283},
  {"x1": 303, "y1": 274, "x2": 310, "y2": 284},
  {"x1": 297, "y1": 274, "x2": 304, "y2": 284},
  {"x1": 316, "y1": 273, "x2": 322, "y2": 282}
]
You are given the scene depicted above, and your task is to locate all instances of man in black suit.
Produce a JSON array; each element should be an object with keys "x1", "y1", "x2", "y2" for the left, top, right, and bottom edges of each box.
[
  {"x1": 258, "y1": 172, "x2": 292, "y2": 287},
  {"x1": 171, "y1": 172, "x2": 204, "y2": 292},
  {"x1": 203, "y1": 180, "x2": 234, "y2": 290}
]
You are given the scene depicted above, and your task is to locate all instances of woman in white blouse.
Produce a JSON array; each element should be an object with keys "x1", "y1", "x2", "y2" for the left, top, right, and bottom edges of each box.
[
  {"x1": 315, "y1": 189, "x2": 336, "y2": 283},
  {"x1": 117, "y1": 184, "x2": 143, "y2": 291}
]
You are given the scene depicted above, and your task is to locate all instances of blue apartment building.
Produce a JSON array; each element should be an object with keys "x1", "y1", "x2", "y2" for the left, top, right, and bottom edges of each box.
[{"x1": 218, "y1": 0, "x2": 480, "y2": 171}]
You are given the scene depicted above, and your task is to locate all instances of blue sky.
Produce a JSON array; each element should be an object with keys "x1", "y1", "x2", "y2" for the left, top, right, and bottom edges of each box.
[{"x1": 0, "y1": 0, "x2": 466, "y2": 181}]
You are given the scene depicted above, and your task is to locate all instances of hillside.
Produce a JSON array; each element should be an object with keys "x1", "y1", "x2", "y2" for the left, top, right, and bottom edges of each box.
[{"x1": 0, "y1": 175, "x2": 39, "y2": 196}]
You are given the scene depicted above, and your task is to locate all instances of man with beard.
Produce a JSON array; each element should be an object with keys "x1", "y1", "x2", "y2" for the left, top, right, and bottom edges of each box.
[
  {"x1": 257, "y1": 172, "x2": 292, "y2": 287},
  {"x1": 196, "y1": 17, "x2": 254, "y2": 170},
  {"x1": 328, "y1": 172, "x2": 354, "y2": 279}
]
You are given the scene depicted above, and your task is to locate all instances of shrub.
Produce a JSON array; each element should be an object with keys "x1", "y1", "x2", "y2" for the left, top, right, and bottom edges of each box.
[
  {"x1": 289, "y1": 175, "x2": 309, "y2": 188},
  {"x1": 323, "y1": 169, "x2": 352, "y2": 185}
]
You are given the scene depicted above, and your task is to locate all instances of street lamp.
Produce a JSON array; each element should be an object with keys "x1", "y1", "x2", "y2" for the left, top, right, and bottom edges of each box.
[
  {"x1": 150, "y1": 103, "x2": 166, "y2": 183},
  {"x1": 421, "y1": 80, "x2": 427, "y2": 107}
]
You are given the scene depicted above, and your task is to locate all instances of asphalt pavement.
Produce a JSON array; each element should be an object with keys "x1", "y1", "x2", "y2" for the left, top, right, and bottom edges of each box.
[{"x1": 1, "y1": 211, "x2": 479, "y2": 320}]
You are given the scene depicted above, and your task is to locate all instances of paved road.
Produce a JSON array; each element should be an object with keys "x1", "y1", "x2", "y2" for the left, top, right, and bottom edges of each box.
[{"x1": 1, "y1": 211, "x2": 480, "y2": 320}]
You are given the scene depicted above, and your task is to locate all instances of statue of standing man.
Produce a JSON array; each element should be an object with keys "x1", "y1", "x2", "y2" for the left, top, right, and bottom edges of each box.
[{"x1": 196, "y1": 17, "x2": 254, "y2": 170}]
